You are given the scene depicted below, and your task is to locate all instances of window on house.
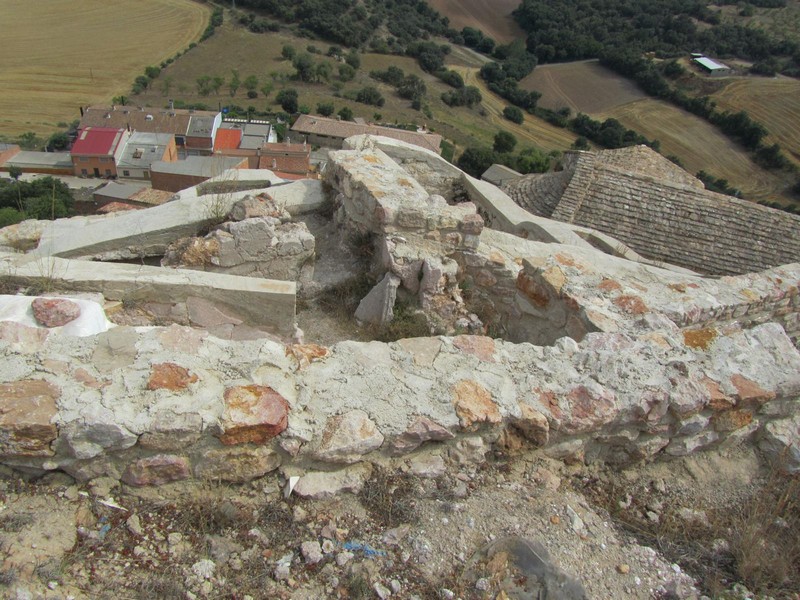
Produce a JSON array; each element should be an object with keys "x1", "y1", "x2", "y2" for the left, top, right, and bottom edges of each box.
[
  {"x1": 105, "y1": 169, "x2": 111, "y2": 176},
  {"x1": 81, "y1": 169, "x2": 88, "y2": 176},
  {"x1": 79, "y1": 157, "x2": 88, "y2": 162},
  {"x1": 122, "y1": 170, "x2": 130, "y2": 177},
  {"x1": 99, "y1": 157, "x2": 108, "y2": 163}
]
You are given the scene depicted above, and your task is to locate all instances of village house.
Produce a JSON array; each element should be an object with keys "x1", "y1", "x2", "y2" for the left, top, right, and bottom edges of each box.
[
  {"x1": 290, "y1": 114, "x2": 443, "y2": 154},
  {"x1": 85, "y1": 181, "x2": 173, "y2": 215},
  {"x1": 78, "y1": 105, "x2": 222, "y2": 155},
  {"x1": 258, "y1": 142, "x2": 311, "y2": 179},
  {"x1": 117, "y1": 132, "x2": 178, "y2": 180},
  {"x1": 70, "y1": 127, "x2": 130, "y2": 178}
]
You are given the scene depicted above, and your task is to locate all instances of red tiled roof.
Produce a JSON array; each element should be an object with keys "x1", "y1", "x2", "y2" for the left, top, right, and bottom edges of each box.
[
  {"x1": 97, "y1": 202, "x2": 140, "y2": 213},
  {"x1": 72, "y1": 127, "x2": 126, "y2": 156},
  {"x1": 214, "y1": 128, "x2": 242, "y2": 151}
]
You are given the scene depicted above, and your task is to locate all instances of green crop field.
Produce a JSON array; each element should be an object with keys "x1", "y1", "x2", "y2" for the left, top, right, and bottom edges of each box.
[{"x1": 0, "y1": 0, "x2": 209, "y2": 137}]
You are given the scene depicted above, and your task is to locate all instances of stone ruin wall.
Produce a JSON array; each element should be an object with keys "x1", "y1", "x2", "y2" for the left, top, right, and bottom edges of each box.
[
  {"x1": 0, "y1": 316, "x2": 798, "y2": 490},
  {"x1": 1, "y1": 135, "x2": 799, "y2": 489}
]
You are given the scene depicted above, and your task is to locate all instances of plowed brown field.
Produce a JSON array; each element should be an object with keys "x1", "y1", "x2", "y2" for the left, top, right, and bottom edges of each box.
[
  {"x1": 520, "y1": 60, "x2": 648, "y2": 114},
  {"x1": 426, "y1": 0, "x2": 525, "y2": 44},
  {"x1": 0, "y1": 0, "x2": 209, "y2": 137}
]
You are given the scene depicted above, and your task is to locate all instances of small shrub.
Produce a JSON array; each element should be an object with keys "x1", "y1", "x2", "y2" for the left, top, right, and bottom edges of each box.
[{"x1": 358, "y1": 468, "x2": 420, "y2": 527}]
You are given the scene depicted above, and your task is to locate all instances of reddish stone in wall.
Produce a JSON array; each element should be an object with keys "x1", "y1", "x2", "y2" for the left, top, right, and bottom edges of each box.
[
  {"x1": 612, "y1": 295, "x2": 648, "y2": 315},
  {"x1": 147, "y1": 363, "x2": 199, "y2": 391},
  {"x1": 451, "y1": 380, "x2": 501, "y2": 429},
  {"x1": 453, "y1": 335, "x2": 496, "y2": 362},
  {"x1": 121, "y1": 455, "x2": 190, "y2": 486},
  {"x1": 730, "y1": 374, "x2": 775, "y2": 407},
  {"x1": 0, "y1": 380, "x2": 59, "y2": 456},
  {"x1": 560, "y1": 384, "x2": 617, "y2": 434},
  {"x1": 218, "y1": 385, "x2": 290, "y2": 445},
  {"x1": 31, "y1": 298, "x2": 81, "y2": 327}
]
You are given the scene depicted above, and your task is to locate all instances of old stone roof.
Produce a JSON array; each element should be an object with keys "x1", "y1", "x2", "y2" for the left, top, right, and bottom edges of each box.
[
  {"x1": 292, "y1": 114, "x2": 443, "y2": 154},
  {"x1": 481, "y1": 164, "x2": 523, "y2": 187},
  {"x1": 503, "y1": 146, "x2": 800, "y2": 275}
]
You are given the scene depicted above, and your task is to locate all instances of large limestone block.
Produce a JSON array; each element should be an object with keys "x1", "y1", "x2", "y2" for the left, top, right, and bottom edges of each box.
[
  {"x1": 354, "y1": 272, "x2": 400, "y2": 326},
  {"x1": 759, "y1": 414, "x2": 800, "y2": 474},
  {"x1": 314, "y1": 409, "x2": 384, "y2": 463}
]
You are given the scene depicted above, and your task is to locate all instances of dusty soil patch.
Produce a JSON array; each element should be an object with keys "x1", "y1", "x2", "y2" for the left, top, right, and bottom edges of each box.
[{"x1": 8, "y1": 446, "x2": 773, "y2": 599}]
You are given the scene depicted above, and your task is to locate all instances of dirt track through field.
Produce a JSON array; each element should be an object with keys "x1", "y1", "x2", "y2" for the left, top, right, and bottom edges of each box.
[
  {"x1": 0, "y1": 0, "x2": 209, "y2": 137},
  {"x1": 426, "y1": 0, "x2": 525, "y2": 44}
]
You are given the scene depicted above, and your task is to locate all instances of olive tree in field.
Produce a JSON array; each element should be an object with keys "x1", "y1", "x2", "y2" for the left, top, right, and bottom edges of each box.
[
  {"x1": 229, "y1": 70, "x2": 241, "y2": 96},
  {"x1": 243, "y1": 75, "x2": 259, "y2": 94},
  {"x1": 196, "y1": 76, "x2": 212, "y2": 96}
]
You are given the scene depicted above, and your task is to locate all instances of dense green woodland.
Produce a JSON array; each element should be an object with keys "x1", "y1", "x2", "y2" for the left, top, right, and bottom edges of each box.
[
  {"x1": 0, "y1": 176, "x2": 74, "y2": 228},
  {"x1": 513, "y1": 0, "x2": 800, "y2": 73},
  {"x1": 235, "y1": 0, "x2": 450, "y2": 47}
]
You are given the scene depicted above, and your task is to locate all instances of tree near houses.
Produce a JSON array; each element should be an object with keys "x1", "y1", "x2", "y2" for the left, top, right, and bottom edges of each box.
[
  {"x1": 276, "y1": 88, "x2": 299, "y2": 113},
  {"x1": 338, "y1": 106, "x2": 353, "y2": 121},
  {"x1": 457, "y1": 146, "x2": 496, "y2": 178},
  {"x1": 293, "y1": 53, "x2": 316, "y2": 82},
  {"x1": 196, "y1": 76, "x2": 212, "y2": 96},
  {"x1": 211, "y1": 76, "x2": 225, "y2": 95},
  {"x1": 317, "y1": 102, "x2": 335, "y2": 117}
]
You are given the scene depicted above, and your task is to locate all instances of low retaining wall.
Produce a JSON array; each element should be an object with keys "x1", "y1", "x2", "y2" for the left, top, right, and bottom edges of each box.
[{"x1": 0, "y1": 317, "x2": 798, "y2": 488}]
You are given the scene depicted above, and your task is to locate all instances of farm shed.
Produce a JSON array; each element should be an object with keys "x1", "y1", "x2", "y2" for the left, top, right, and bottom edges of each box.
[{"x1": 693, "y1": 56, "x2": 730, "y2": 76}]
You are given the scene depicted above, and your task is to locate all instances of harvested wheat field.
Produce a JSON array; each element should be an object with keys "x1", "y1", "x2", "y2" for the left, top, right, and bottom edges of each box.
[
  {"x1": 711, "y1": 77, "x2": 800, "y2": 167},
  {"x1": 601, "y1": 99, "x2": 786, "y2": 203},
  {"x1": 426, "y1": 0, "x2": 525, "y2": 44},
  {"x1": 520, "y1": 60, "x2": 649, "y2": 114},
  {"x1": 0, "y1": 0, "x2": 209, "y2": 137}
]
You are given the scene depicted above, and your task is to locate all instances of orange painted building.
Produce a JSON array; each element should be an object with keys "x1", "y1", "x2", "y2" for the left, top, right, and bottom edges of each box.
[{"x1": 70, "y1": 127, "x2": 130, "y2": 178}]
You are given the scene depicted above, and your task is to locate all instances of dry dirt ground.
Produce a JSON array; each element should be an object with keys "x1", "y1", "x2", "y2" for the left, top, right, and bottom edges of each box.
[{"x1": 2, "y1": 442, "x2": 795, "y2": 600}]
